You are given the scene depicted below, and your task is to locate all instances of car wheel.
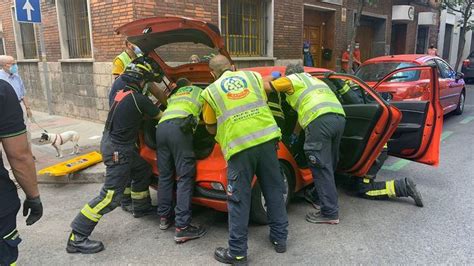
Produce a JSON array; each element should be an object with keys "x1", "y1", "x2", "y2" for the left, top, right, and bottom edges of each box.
[
  {"x1": 249, "y1": 161, "x2": 295, "y2": 225},
  {"x1": 454, "y1": 90, "x2": 466, "y2": 115}
]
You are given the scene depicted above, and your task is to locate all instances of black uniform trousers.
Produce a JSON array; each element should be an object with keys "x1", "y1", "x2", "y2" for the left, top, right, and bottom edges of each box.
[
  {"x1": 226, "y1": 139, "x2": 288, "y2": 257},
  {"x1": 304, "y1": 113, "x2": 345, "y2": 219},
  {"x1": 0, "y1": 197, "x2": 21, "y2": 266},
  {"x1": 70, "y1": 131, "x2": 152, "y2": 237},
  {"x1": 156, "y1": 118, "x2": 195, "y2": 228}
]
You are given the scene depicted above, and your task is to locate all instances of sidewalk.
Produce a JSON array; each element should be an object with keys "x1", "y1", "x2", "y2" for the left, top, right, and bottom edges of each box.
[{"x1": 24, "y1": 111, "x2": 105, "y2": 183}]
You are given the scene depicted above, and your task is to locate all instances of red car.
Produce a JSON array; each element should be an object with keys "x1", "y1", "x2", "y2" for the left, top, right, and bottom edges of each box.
[
  {"x1": 356, "y1": 54, "x2": 466, "y2": 115},
  {"x1": 116, "y1": 17, "x2": 443, "y2": 224}
]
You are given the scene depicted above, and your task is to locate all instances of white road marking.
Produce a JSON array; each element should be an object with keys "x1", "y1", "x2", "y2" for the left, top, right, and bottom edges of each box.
[{"x1": 88, "y1": 135, "x2": 102, "y2": 140}]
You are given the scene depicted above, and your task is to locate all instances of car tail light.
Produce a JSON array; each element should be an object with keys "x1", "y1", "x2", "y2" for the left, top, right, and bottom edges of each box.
[{"x1": 463, "y1": 59, "x2": 470, "y2": 67}]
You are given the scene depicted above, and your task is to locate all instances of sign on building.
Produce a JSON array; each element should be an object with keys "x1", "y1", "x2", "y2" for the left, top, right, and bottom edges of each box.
[{"x1": 15, "y1": 0, "x2": 42, "y2": 24}]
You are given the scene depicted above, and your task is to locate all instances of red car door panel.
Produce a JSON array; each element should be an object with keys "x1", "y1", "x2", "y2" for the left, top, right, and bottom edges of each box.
[{"x1": 375, "y1": 66, "x2": 443, "y2": 166}]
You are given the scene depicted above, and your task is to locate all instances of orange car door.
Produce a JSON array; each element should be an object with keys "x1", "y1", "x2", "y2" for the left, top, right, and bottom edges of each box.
[
  {"x1": 436, "y1": 59, "x2": 462, "y2": 111},
  {"x1": 374, "y1": 66, "x2": 443, "y2": 166},
  {"x1": 312, "y1": 73, "x2": 403, "y2": 177}
]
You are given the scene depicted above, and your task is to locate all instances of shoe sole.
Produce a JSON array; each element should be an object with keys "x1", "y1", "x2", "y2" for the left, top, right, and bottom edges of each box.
[
  {"x1": 406, "y1": 178, "x2": 424, "y2": 207},
  {"x1": 159, "y1": 224, "x2": 171, "y2": 230},
  {"x1": 66, "y1": 245, "x2": 105, "y2": 254},
  {"x1": 174, "y1": 230, "x2": 207, "y2": 244},
  {"x1": 213, "y1": 254, "x2": 248, "y2": 265},
  {"x1": 305, "y1": 217, "x2": 339, "y2": 224}
]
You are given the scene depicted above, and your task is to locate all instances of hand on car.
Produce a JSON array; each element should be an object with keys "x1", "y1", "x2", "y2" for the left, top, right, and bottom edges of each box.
[
  {"x1": 289, "y1": 133, "x2": 298, "y2": 147},
  {"x1": 23, "y1": 196, "x2": 43, "y2": 226}
]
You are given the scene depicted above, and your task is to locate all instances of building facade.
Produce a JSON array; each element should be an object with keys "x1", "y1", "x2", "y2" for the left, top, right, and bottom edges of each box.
[{"x1": 0, "y1": 0, "x2": 398, "y2": 122}]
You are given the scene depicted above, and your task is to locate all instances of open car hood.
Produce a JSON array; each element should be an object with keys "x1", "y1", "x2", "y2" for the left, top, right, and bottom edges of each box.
[{"x1": 115, "y1": 16, "x2": 230, "y2": 59}]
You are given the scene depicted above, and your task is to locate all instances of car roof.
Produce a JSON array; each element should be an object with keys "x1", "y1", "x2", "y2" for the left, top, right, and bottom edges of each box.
[
  {"x1": 362, "y1": 54, "x2": 440, "y2": 65},
  {"x1": 243, "y1": 66, "x2": 330, "y2": 76}
]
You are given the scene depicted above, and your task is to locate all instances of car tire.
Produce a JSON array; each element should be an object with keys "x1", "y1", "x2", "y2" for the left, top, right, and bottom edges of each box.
[
  {"x1": 249, "y1": 161, "x2": 295, "y2": 225},
  {"x1": 454, "y1": 90, "x2": 466, "y2": 115}
]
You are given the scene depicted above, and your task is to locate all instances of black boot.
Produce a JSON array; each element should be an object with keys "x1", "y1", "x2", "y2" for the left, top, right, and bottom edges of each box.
[
  {"x1": 405, "y1": 178, "x2": 424, "y2": 207},
  {"x1": 132, "y1": 205, "x2": 157, "y2": 218},
  {"x1": 66, "y1": 232, "x2": 104, "y2": 254},
  {"x1": 270, "y1": 238, "x2": 287, "y2": 253},
  {"x1": 174, "y1": 224, "x2": 206, "y2": 243},
  {"x1": 214, "y1": 247, "x2": 248, "y2": 265}
]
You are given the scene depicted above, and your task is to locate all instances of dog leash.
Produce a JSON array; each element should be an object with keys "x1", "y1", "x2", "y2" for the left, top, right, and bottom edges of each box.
[{"x1": 29, "y1": 117, "x2": 49, "y2": 133}]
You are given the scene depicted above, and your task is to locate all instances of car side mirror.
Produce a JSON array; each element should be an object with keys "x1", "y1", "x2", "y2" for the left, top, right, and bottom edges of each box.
[{"x1": 455, "y1": 71, "x2": 464, "y2": 81}]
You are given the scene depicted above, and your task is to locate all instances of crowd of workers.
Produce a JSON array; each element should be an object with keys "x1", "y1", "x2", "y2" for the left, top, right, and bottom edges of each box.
[{"x1": 0, "y1": 40, "x2": 423, "y2": 265}]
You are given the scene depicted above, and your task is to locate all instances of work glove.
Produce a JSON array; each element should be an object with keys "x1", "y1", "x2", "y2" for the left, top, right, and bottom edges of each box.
[
  {"x1": 289, "y1": 133, "x2": 299, "y2": 147},
  {"x1": 23, "y1": 196, "x2": 43, "y2": 226}
]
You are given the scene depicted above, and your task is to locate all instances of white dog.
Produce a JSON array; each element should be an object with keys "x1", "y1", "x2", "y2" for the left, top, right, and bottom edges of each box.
[{"x1": 40, "y1": 131, "x2": 80, "y2": 158}]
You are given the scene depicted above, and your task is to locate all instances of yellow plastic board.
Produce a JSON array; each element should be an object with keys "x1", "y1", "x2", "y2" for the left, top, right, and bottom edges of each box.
[{"x1": 38, "y1": 151, "x2": 102, "y2": 177}]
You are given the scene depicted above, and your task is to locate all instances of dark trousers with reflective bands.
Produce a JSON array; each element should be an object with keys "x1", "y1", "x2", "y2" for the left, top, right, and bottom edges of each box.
[
  {"x1": 156, "y1": 119, "x2": 195, "y2": 228},
  {"x1": 355, "y1": 178, "x2": 409, "y2": 199},
  {"x1": 304, "y1": 114, "x2": 345, "y2": 219},
  {"x1": 0, "y1": 198, "x2": 21, "y2": 266},
  {"x1": 70, "y1": 132, "x2": 152, "y2": 236},
  {"x1": 226, "y1": 140, "x2": 288, "y2": 257}
]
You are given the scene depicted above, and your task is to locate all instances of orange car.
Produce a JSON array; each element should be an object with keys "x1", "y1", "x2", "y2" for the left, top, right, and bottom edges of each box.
[
  {"x1": 356, "y1": 54, "x2": 466, "y2": 115},
  {"x1": 116, "y1": 17, "x2": 443, "y2": 224}
]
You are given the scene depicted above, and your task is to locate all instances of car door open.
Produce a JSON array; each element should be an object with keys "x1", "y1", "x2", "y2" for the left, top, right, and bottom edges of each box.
[
  {"x1": 312, "y1": 73, "x2": 403, "y2": 177},
  {"x1": 374, "y1": 66, "x2": 443, "y2": 166}
]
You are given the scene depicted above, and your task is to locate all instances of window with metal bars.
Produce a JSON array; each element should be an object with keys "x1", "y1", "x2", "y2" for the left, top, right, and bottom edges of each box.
[
  {"x1": 221, "y1": 0, "x2": 268, "y2": 57},
  {"x1": 11, "y1": 7, "x2": 38, "y2": 59},
  {"x1": 62, "y1": 0, "x2": 92, "y2": 58},
  {"x1": 19, "y1": 23, "x2": 37, "y2": 59}
]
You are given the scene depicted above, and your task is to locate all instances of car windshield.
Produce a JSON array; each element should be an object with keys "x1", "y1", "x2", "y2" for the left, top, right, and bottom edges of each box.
[
  {"x1": 155, "y1": 42, "x2": 220, "y2": 67},
  {"x1": 356, "y1": 62, "x2": 420, "y2": 82}
]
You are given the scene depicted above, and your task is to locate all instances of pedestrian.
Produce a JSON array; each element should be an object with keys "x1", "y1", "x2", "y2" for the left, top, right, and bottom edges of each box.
[
  {"x1": 201, "y1": 55, "x2": 288, "y2": 264},
  {"x1": 0, "y1": 79, "x2": 43, "y2": 265},
  {"x1": 303, "y1": 77, "x2": 423, "y2": 208},
  {"x1": 341, "y1": 45, "x2": 351, "y2": 73},
  {"x1": 156, "y1": 78, "x2": 206, "y2": 243},
  {"x1": 112, "y1": 40, "x2": 142, "y2": 79},
  {"x1": 189, "y1": 54, "x2": 201, "y2": 63},
  {"x1": 303, "y1": 41, "x2": 314, "y2": 67},
  {"x1": 353, "y1": 42, "x2": 362, "y2": 71},
  {"x1": 428, "y1": 45, "x2": 438, "y2": 56},
  {"x1": 66, "y1": 57, "x2": 163, "y2": 254},
  {"x1": 263, "y1": 64, "x2": 346, "y2": 224},
  {"x1": 0, "y1": 55, "x2": 34, "y2": 158}
]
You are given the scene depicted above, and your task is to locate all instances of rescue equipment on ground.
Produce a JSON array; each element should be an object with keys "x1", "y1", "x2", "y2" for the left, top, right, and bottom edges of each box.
[{"x1": 38, "y1": 151, "x2": 102, "y2": 176}]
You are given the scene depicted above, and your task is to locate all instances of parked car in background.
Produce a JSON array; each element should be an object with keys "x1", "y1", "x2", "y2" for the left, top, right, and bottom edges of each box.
[
  {"x1": 116, "y1": 18, "x2": 443, "y2": 224},
  {"x1": 357, "y1": 54, "x2": 466, "y2": 115},
  {"x1": 462, "y1": 52, "x2": 474, "y2": 83}
]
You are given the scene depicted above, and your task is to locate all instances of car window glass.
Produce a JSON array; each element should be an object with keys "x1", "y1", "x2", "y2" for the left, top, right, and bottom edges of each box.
[
  {"x1": 356, "y1": 62, "x2": 419, "y2": 82},
  {"x1": 435, "y1": 59, "x2": 454, "y2": 79},
  {"x1": 425, "y1": 60, "x2": 441, "y2": 76},
  {"x1": 155, "y1": 43, "x2": 220, "y2": 66}
]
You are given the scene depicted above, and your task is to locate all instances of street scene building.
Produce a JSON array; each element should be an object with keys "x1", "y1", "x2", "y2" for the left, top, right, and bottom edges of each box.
[
  {"x1": 1, "y1": 0, "x2": 470, "y2": 122},
  {"x1": 0, "y1": 0, "x2": 474, "y2": 264}
]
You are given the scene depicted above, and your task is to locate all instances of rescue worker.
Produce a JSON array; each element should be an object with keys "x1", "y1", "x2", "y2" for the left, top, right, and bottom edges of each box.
[
  {"x1": 156, "y1": 78, "x2": 207, "y2": 242},
  {"x1": 66, "y1": 57, "x2": 163, "y2": 254},
  {"x1": 108, "y1": 57, "x2": 166, "y2": 213},
  {"x1": 304, "y1": 77, "x2": 423, "y2": 208},
  {"x1": 0, "y1": 80, "x2": 43, "y2": 265},
  {"x1": 112, "y1": 40, "x2": 142, "y2": 79},
  {"x1": 201, "y1": 55, "x2": 288, "y2": 264},
  {"x1": 263, "y1": 64, "x2": 346, "y2": 224}
]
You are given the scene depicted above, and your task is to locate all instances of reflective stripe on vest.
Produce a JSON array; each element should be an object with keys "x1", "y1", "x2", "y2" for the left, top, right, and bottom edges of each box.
[
  {"x1": 116, "y1": 52, "x2": 132, "y2": 73},
  {"x1": 268, "y1": 92, "x2": 285, "y2": 119},
  {"x1": 285, "y1": 73, "x2": 345, "y2": 128},
  {"x1": 160, "y1": 85, "x2": 203, "y2": 123},
  {"x1": 201, "y1": 71, "x2": 281, "y2": 160}
]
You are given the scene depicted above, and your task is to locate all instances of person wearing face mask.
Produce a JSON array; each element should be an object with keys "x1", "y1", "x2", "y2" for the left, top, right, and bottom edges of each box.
[
  {"x1": 0, "y1": 55, "x2": 34, "y2": 157},
  {"x1": 112, "y1": 40, "x2": 143, "y2": 79}
]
